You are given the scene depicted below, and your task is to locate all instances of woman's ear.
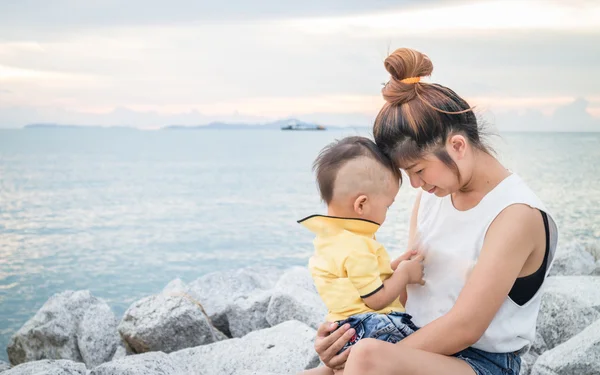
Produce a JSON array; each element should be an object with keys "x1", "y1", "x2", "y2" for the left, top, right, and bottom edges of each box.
[
  {"x1": 448, "y1": 134, "x2": 467, "y2": 159},
  {"x1": 353, "y1": 195, "x2": 368, "y2": 215}
]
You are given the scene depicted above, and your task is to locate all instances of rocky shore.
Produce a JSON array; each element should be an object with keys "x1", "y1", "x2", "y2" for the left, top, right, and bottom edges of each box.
[{"x1": 2, "y1": 242, "x2": 599, "y2": 375}]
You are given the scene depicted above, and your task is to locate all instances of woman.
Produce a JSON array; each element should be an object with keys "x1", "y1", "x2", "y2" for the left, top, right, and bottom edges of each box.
[{"x1": 304, "y1": 48, "x2": 558, "y2": 375}]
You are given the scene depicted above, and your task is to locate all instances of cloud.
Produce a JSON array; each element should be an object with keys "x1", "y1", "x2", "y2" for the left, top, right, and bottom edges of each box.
[
  {"x1": 0, "y1": 42, "x2": 45, "y2": 56},
  {"x1": 0, "y1": 64, "x2": 104, "y2": 85},
  {"x1": 284, "y1": 1, "x2": 600, "y2": 36},
  {"x1": 0, "y1": 1, "x2": 598, "y2": 130},
  {"x1": 1, "y1": 27, "x2": 598, "y2": 107},
  {"x1": 490, "y1": 98, "x2": 600, "y2": 132},
  {"x1": 0, "y1": 0, "x2": 436, "y2": 31}
]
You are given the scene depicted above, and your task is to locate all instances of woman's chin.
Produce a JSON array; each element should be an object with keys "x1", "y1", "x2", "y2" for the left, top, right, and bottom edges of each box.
[
  {"x1": 433, "y1": 188, "x2": 449, "y2": 197},
  {"x1": 423, "y1": 186, "x2": 448, "y2": 197}
]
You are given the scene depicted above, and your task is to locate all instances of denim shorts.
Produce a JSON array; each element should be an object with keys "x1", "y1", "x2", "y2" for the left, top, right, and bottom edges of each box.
[
  {"x1": 454, "y1": 346, "x2": 521, "y2": 375},
  {"x1": 395, "y1": 320, "x2": 522, "y2": 375},
  {"x1": 334, "y1": 311, "x2": 418, "y2": 353},
  {"x1": 336, "y1": 313, "x2": 521, "y2": 375}
]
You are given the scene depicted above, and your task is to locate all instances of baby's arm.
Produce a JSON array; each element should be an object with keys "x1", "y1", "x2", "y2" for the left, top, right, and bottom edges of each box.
[
  {"x1": 398, "y1": 285, "x2": 408, "y2": 307},
  {"x1": 345, "y1": 241, "x2": 424, "y2": 311},
  {"x1": 370, "y1": 257, "x2": 424, "y2": 308},
  {"x1": 361, "y1": 266, "x2": 411, "y2": 311}
]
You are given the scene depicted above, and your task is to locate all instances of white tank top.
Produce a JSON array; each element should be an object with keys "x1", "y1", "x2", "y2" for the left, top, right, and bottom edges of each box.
[{"x1": 405, "y1": 174, "x2": 558, "y2": 354}]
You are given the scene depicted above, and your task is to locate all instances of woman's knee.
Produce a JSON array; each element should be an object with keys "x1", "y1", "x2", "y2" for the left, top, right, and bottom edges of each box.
[
  {"x1": 347, "y1": 339, "x2": 386, "y2": 372},
  {"x1": 347, "y1": 339, "x2": 414, "y2": 375}
]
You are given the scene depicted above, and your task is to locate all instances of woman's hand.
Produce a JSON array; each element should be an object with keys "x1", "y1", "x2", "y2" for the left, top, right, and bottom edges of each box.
[{"x1": 314, "y1": 321, "x2": 356, "y2": 369}]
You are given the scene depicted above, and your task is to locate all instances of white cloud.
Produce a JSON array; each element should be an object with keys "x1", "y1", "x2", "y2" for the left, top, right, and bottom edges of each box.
[
  {"x1": 283, "y1": 0, "x2": 600, "y2": 36},
  {"x1": 0, "y1": 64, "x2": 102, "y2": 84},
  {"x1": 0, "y1": 42, "x2": 45, "y2": 56},
  {"x1": 0, "y1": 1, "x2": 598, "y2": 129}
]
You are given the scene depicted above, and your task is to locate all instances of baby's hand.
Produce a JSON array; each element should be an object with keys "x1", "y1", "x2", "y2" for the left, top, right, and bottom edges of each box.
[
  {"x1": 390, "y1": 249, "x2": 418, "y2": 270},
  {"x1": 398, "y1": 249, "x2": 419, "y2": 262},
  {"x1": 396, "y1": 254, "x2": 425, "y2": 285}
]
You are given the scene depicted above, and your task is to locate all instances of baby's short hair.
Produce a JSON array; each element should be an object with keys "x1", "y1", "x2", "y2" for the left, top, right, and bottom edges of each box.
[{"x1": 313, "y1": 136, "x2": 401, "y2": 204}]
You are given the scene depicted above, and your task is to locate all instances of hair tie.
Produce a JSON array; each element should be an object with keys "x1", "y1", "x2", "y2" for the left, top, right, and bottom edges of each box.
[{"x1": 400, "y1": 77, "x2": 421, "y2": 84}]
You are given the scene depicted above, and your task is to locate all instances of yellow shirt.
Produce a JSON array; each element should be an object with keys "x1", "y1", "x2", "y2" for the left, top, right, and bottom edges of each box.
[{"x1": 299, "y1": 215, "x2": 405, "y2": 322}]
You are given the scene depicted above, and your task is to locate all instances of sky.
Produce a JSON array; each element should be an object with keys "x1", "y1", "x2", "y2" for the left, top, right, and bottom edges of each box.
[{"x1": 0, "y1": 0, "x2": 599, "y2": 130}]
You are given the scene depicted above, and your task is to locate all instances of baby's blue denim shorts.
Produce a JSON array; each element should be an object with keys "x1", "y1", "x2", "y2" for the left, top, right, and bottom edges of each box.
[
  {"x1": 336, "y1": 312, "x2": 521, "y2": 375},
  {"x1": 335, "y1": 311, "x2": 418, "y2": 353}
]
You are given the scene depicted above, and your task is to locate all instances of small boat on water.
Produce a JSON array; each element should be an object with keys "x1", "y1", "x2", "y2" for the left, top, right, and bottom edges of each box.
[{"x1": 281, "y1": 122, "x2": 326, "y2": 131}]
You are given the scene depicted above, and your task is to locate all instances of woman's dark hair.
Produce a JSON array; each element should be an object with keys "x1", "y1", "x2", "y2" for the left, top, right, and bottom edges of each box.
[{"x1": 373, "y1": 48, "x2": 492, "y2": 176}]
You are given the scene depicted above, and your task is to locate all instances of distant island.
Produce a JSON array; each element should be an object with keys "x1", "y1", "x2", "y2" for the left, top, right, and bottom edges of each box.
[
  {"x1": 24, "y1": 124, "x2": 138, "y2": 130},
  {"x1": 163, "y1": 119, "x2": 328, "y2": 131},
  {"x1": 24, "y1": 119, "x2": 365, "y2": 131}
]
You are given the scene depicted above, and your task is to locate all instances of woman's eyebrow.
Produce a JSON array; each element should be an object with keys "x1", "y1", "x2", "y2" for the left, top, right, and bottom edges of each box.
[{"x1": 405, "y1": 163, "x2": 418, "y2": 170}]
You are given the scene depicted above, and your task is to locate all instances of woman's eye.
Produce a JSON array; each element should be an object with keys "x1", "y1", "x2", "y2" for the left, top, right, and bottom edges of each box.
[{"x1": 416, "y1": 169, "x2": 424, "y2": 175}]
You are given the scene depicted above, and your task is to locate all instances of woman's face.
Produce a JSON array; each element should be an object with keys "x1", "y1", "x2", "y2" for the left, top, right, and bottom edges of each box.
[
  {"x1": 402, "y1": 155, "x2": 459, "y2": 197},
  {"x1": 399, "y1": 135, "x2": 471, "y2": 196}
]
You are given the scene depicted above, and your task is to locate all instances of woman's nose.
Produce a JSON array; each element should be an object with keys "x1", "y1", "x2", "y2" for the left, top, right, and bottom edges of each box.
[{"x1": 409, "y1": 174, "x2": 422, "y2": 188}]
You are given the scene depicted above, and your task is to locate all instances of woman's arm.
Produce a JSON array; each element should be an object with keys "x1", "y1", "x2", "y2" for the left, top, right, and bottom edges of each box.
[
  {"x1": 391, "y1": 191, "x2": 422, "y2": 271},
  {"x1": 407, "y1": 190, "x2": 422, "y2": 249},
  {"x1": 397, "y1": 204, "x2": 542, "y2": 355}
]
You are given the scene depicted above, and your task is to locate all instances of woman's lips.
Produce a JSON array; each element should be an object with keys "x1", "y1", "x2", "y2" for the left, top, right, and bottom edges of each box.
[{"x1": 428, "y1": 187, "x2": 436, "y2": 194}]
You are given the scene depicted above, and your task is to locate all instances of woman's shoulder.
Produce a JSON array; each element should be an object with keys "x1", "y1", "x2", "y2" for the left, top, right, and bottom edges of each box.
[
  {"x1": 485, "y1": 173, "x2": 556, "y2": 229},
  {"x1": 489, "y1": 174, "x2": 544, "y2": 206},
  {"x1": 492, "y1": 203, "x2": 542, "y2": 230},
  {"x1": 486, "y1": 176, "x2": 559, "y2": 268}
]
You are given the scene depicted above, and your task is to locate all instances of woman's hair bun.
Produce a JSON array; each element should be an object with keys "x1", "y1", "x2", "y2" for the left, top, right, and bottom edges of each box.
[{"x1": 382, "y1": 48, "x2": 433, "y2": 105}]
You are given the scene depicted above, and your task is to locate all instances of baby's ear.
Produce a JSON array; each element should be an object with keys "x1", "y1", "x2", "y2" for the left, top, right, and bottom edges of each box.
[{"x1": 353, "y1": 195, "x2": 368, "y2": 214}]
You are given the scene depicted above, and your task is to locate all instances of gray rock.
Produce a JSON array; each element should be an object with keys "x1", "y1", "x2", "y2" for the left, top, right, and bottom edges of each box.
[
  {"x1": 77, "y1": 303, "x2": 120, "y2": 368},
  {"x1": 536, "y1": 276, "x2": 600, "y2": 350},
  {"x1": 170, "y1": 320, "x2": 319, "y2": 375},
  {"x1": 89, "y1": 352, "x2": 181, "y2": 375},
  {"x1": 110, "y1": 344, "x2": 127, "y2": 361},
  {"x1": 549, "y1": 242, "x2": 596, "y2": 276},
  {"x1": 520, "y1": 352, "x2": 537, "y2": 375},
  {"x1": 0, "y1": 361, "x2": 10, "y2": 372},
  {"x1": 593, "y1": 260, "x2": 600, "y2": 276},
  {"x1": 530, "y1": 331, "x2": 547, "y2": 356},
  {"x1": 532, "y1": 318, "x2": 600, "y2": 375},
  {"x1": 2, "y1": 359, "x2": 86, "y2": 375},
  {"x1": 266, "y1": 267, "x2": 327, "y2": 330},
  {"x1": 164, "y1": 267, "x2": 283, "y2": 337},
  {"x1": 161, "y1": 278, "x2": 187, "y2": 294},
  {"x1": 225, "y1": 290, "x2": 272, "y2": 338},
  {"x1": 586, "y1": 243, "x2": 600, "y2": 261},
  {"x1": 7, "y1": 290, "x2": 119, "y2": 368},
  {"x1": 118, "y1": 293, "x2": 223, "y2": 354},
  {"x1": 519, "y1": 331, "x2": 546, "y2": 375}
]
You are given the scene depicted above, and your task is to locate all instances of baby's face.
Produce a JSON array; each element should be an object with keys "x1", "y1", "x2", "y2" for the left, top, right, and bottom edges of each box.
[{"x1": 363, "y1": 177, "x2": 400, "y2": 225}]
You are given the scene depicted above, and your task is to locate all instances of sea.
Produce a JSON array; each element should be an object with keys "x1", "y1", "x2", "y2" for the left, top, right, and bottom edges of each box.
[{"x1": 0, "y1": 128, "x2": 599, "y2": 361}]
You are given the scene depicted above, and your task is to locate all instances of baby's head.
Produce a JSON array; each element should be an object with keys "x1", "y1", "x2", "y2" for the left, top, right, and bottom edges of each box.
[{"x1": 313, "y1": 136, "x2": 401, "y2": 225}]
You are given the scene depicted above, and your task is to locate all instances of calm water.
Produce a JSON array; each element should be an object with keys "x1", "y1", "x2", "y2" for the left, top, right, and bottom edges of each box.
[{"x1": 0, "y1": 128, "x2": 599, "y2": 360}]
